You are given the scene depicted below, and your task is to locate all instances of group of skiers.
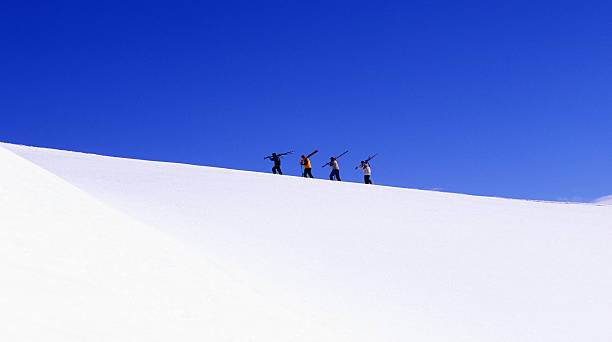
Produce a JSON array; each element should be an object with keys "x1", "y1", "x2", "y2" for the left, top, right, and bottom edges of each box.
[{"x1": 264, "y1": 150, "x2": 376, "y2": 184}]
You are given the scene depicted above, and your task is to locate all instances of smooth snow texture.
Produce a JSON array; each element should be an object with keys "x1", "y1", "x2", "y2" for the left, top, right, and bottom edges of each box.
[
  {"x1": 594, "y1": 195, "x2": 612, "y2": 205},
  {"x1": 0, "y1": 145, "x2": 337, "y2": 341},
  {"x1": 3, "y1": 142, "x2": 612, "y2": 341}
]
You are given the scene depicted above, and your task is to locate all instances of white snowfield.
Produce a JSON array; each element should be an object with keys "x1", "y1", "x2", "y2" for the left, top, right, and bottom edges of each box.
[
  {"x1": 594, "y1": 195, "x2": 612, "y2": 205},
  {"x1": 2, "y1": 142, "x2": 612, "y2": 342}
]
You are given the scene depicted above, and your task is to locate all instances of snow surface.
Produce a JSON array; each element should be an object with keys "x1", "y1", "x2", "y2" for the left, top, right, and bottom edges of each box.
[
  {"x1": 0, "y1": 144, "x2": 337, "y2": 341},
  {"x1": 2, "y1": 142, "x2": 612, "y2": 341},
  {"x1": 594, "y1": 195, "x2": 612, "y2": 205}
]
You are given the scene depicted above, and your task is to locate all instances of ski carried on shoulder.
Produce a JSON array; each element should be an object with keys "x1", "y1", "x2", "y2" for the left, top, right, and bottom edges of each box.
[
  {"x1": 322, "y1": 150, "x2": 349, "y2": 167},
  {"x1": 336, "y1": 150, "x2": 349, "y2": 159},
  {"x1": 264, "y1": 150, "x2": 294, "y2": 159},
  {"x1": 365, "y1": 153, "x2": 378, "y2": 162},
  {"x1": 355, "y1": 153, "x2": 378, "y2": 168},
  {"x1": 306, "y1": 150, "x2": 318, "y2": 158}
]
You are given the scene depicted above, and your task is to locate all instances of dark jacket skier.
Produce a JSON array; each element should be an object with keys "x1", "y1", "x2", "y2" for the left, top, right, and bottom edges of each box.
[
  {"x1": 267, "y1": 153, "x2": 282, "y2": 174},
  {"x1": 265, "y1": 151, "x2": 293, "y2": 174}
]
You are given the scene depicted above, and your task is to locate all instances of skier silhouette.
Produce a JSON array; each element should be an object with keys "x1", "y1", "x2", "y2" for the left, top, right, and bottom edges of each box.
[{"x1": 264, "y1": 151, "x2": 293, "y2": 174}]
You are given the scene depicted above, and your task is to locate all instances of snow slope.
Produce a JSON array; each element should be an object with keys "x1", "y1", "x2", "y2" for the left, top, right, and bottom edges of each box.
[
  {"x1": 0, "y1": 145, "x2": 337, "y2": 341},
  {"x1": 3, "y1": 142, "x2": 612, "y2": 341},
  {"x1": 594, "y1": 195, "x2": 612, "y2": 205}
]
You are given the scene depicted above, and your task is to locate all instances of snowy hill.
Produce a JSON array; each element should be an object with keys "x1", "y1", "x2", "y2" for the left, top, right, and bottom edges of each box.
[
  {"x1": 2, "y1": 142, "x2": 612, "y2": 341},
  {"x1": 594, "y1": 195, "x2": 612, "y2": 205}
]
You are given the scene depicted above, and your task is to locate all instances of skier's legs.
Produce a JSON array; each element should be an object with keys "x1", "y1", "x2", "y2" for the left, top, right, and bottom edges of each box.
[
  {"x1": 330, "y1": 169, "x2": 340, "y2": 181},
  {"x1": 272, "y1": 167, "x2": 277, "y2": 174},
  {"x1": 272, "y1": 166, "x2": 282, "y2": 175},
  {"x1": 364, "y1": 175, "x2": 372, "y2": 184},
  {"x1": 305, "y1": 168, "x2": 313, "y2": 178}
]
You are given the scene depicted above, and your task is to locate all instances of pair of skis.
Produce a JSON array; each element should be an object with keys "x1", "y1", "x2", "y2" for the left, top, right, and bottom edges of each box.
[
  {"x1": 300, "y1": 150, "x2": 318, "y2": 175},
  {"x1": 300, "y1": 150, "x2": 319, "y2": 165},
  {"x1": 264, "y1": 150, "x2": 294, "y2": 160},
  {"x1": 304, "y1": 150, "x2": 318, "y2": 159},
  {"x1": 355, "y1": 153, "x2": 378, "y2": 168},
  {"x1": 364, "y1": 153, "x2": 378, "y2": 163},
  {"x1": 322, "y1": 150, "x2": 349, "y2": 167}
]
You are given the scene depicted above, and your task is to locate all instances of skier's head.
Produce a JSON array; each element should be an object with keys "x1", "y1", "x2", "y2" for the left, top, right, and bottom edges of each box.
[
  {"x1": 361, "y1": 160, "x2": 365, "y2": 164},
  {"x1": 272, "y1": 153, "x2": 277, "y2": 157},
  {"x1": 301, "y1": 155, "x2": 306, "y2": 158},
  {"x1": 330, "y1": 157, "x2": 335, "y2": 161}
]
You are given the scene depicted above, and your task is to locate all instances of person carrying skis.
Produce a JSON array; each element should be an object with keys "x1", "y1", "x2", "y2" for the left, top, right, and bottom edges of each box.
[
  {"x1": 356, "y1": 160, "x2": 373, "y2": 184},
  {"x1": 355, "y1": 153, "x2": 377, "y2": 184},
  {"x1": 322, "y1": 150, "x2": 347, "y2": 181},
  {"x1": 326, "y1": 157, "x2": 341, "y2": 181},
  {"x1": 300, "y1": 150, "x2": 318, "y2": 178},
  {"x1": 264, "y1": 151, "x2": 292, "y2": 175}
]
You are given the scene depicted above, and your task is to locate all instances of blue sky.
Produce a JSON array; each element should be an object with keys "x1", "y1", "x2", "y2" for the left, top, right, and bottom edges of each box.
[{"x1": 1, "y1": 0, "x2": 610, "y2": 201}]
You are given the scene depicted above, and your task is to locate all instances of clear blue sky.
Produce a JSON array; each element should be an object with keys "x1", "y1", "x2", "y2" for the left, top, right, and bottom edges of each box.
[{"x1": 1, "y1": 0, "x2": 610, "y2": 201}]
